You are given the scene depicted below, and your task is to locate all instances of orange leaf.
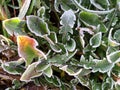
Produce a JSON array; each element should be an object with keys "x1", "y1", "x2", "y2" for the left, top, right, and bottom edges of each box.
[{"x1": 17, "y1": 35, "x2": 46, "y2": 66}]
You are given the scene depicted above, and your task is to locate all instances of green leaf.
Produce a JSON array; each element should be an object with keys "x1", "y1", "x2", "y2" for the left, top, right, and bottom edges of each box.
[
  {"x1": 36, "y1": 61, "x2": 49, "y2": 72},
  {"x1": 0, "y1": 35, "x2": 11, "y2": 52},
  {"x1": 90, "y1": 80, "x2": 101, "y2": 90},
  {"x1": 60, "y1": 65, "x2": 82, "y2": 76},
  {"x1": 46, "y1": 32, "x2": 62, "y2": 53},
  {"x1": 90, "y1": 0, "x2": 105, "y2": 10},
  {"x1": 102, "y1": 78, "x2": 114, "y2": 90},
  {"x1": 37, "y1": 6, "x2": 45, "y2": 18},
  {"x1": 11, "y1": 79, "x2": 25, "y2": 89},
  {"x1": 79, "y1": 11, "x2": 107, "y2": 32},
  {"x1": 57, "y1": 43, "x2": 68, "y2": 55},
  {"x1": 115, "y1": 84, "x2": 120, "y2": 90},
  {"x1": 76, "y1": 75, "x2": 90, "y2": 89},
  {"x1": 44, "y1": 66, "x2": 53, "y2": 77},
  {"x1": 76, "y1": 56, "x2": 114, "y2": 73},
  {"x1": 94, "y1": 0, "x2": 110, "y2": 9},
  {"x1": 54, "y1": 0, "x2": 77, "y2": 12},
  {"x1": 26, "y1": 15, "x2": 50, "y2": 37},
  {"x1": 3, "y1": 17, "x2": 26, "y2": 36},
  {"x1": 79, "y1": 55, "x2": 96, "y2": 69},
  {"x1": 45, "y1": 75, "x2": 61, "y2": 87},
  {"x1": 65, "y1": 38, "x2": 76, "y2": 52},
  {"x1": 90, "y1": 32, "x2": 102, "y2": 48},
  {"x1": 49, "y1": 43, "x2": 62, "y2": 53},
  {"x1": 59, "y1": 25, "x2": 73, "y2": 35},
  {"x1": 48, "y1": 50, "x2": 77, "y2": 64},
  {"x1": 106, "y1": 46, "x2": 119, "y2": 55},
  {"x1": 92, "y1": 58, "x2": 114, "y2": 73},
  {"x1": 80, "y1": 12, "x2": 99, "y2": 26},
  {"x1": 108, "y1": 28, "x2": 120, "y2": 46},
  {"x1": 114, "y1": 29, "x2": 120, "y2": 43},
  {"x1": 107, "y1": 51, "x2": 120, "y2": 63},
  {"x1": 1, "y1": 58, "x2": 24, "y2": 75},
  {"x1": 90, "y1": 0, "x2": 110, "y2": 10}
]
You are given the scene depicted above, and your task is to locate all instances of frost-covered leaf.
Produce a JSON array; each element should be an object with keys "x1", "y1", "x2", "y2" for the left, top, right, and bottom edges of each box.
[
  {"x1": 114, "y1": 29, "x2": 120, "y2": 43},
  {"x1": 3, "y1": 17, "x2": 26, "y2": 36},
  {"x1": 1, "y1": 58, "x2": 24, "y2": 75},
  {"x1": 59, "y1": 10, "x2": 76, "y2": 43},
  {"x1": 92, "y1": 58, "x2": 114, "y2": 73},
  {"x1": 79, "y1": 55, "x2": 95, "y2": 69},
  {"x1": 57, "y1": 43, "x2": 68, "y2": 55},
  {"x1": 48, "y1": 50, "x2": 77, "y2": 64},
  {"x1": 60, "y1": 10, "x2": 76, "y2": 28},
  {"x1": 17, "y1": 35, "x2": 46, "y2": 66},
  {"x1": 0, "y1": 35, "x2": 10, "y2": 52},
  {"x1": 48, "y1": 32, "x2": 58, "y2": 43},
  {"x1": 11, "y1": 79, "x2": 25, "y2": 89},
  {"x1": 79, "y1": 11, "x2": 107, "y2": 33},
  {"x1": 65, "y1": 38, "x2": 76, "y2": 52},
  {"x1": 90, "y1": 32, "x2": 102, "y2": 48},
  {"x1": 44, "y1": 66, "x2": 53, "y2": 77},
  {"x1": 45, "y1": 75, "x2": 61, "y2": 87},
  {"x1": 102, "y1": 78, "x2": 114, "y2": 90},
  {"x1": 108, "y1": 28, "x2": 120, "y2": 46},
  {"x1": 76, "y1": 56, "x2": 114, "y2": 73},
  {"x1": 54, "y1": 0, "x2": 77, "y2": 12},
  {"x1": 60, "y1": 65, "x2": 82, "y2": 76},
  {"x1": 26, "y1": 15, "x2": 50, "y2": 37},
  {"x1": 94, "y1": 0, "x2": 110, "y2": 9},
  {"x1": 54, "y1": 0, "x2": 61, "y2": 12},
  {"x1": 20, "y1": 62, "x2": 42, "y2": 82},
  {"x1": 49, "y1": 43, "x2": 62, "y2": 53},
  {"x1": 106, "y1": 46, "x2": 119, "y2": 55},
  {"x1": 90, "y1": 0, "x2": 105, "y2": 10},
  {"x1": 44, "y1": 32, "x2": 62, "y2": 53},
  {"x1": 107, "y1": 51, "x2": 120, "y2": 63},
  {"x1": 59, "y1": 25, "x2": 73, "y2": 35},
  {"x1": 37, "y1": 6, "x2": 45, "y2": 18},
  {"x1": 76, "y1": 75, "x2": 90, "y2": 89},
  {"x1": 90, "y1": 80, "x2": 101, "y2": 90},
  {"x1": 36, "y1": 61, "x2": 49, "y2": 72}
]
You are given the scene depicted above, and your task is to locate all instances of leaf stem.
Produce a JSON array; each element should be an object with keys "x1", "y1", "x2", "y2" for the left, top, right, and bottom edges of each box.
[
  {"x1": 107, "y1": 10, "x2": 116, "y2": 30},
  {"x1": 43, "y1": 35, "x2": 55, "y2": 45},
  {"x1": 72, "y1": 0, "x2": 115, "y2": 14},
  {"x1": 104, "y1": 10, "x2": 116, "y2": 37}
]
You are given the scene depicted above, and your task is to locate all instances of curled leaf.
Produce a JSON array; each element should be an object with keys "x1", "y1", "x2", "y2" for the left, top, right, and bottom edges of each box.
[
  {"x1": 44, "y1": 66, "x2": 53, "y2": 77},
  {"x1": 90, "y1": 32, "x2": 102, "y2": 48},
  {"x1": 17, "y1": 35, "x2": 47, "y2": 66},
  {"x1": 65, "y1": 38, "x2": 76, "y2": 52},
  {"x1": 20, "y1": 62, "x2": 42, "y2": 82},
  {"x1": 60, "y1": 65, "x2": 82, "y2": 76},
  {"x1": 108, "y1": 28, "x2": 120, "y2": 47},
  {"x1": 107, "y1": 51, "x2": 120, "y2": 63}
]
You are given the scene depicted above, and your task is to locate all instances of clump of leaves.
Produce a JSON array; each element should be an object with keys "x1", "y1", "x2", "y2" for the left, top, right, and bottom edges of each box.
[{"x1": 1, "y1": 0, "x2": 120, "y2": 90}]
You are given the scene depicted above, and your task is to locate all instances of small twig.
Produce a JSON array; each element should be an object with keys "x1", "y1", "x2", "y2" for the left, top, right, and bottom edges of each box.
[{"x1": 12, "y1": 0, "x2": 16, "y2": 16}]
